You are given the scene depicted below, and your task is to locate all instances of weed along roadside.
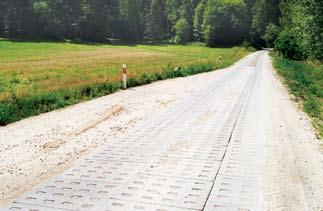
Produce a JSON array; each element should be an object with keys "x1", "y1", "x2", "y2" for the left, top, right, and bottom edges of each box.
[
  {"x1": 0, "y1": 41, "x2": 250, "y2": 125},
  {"x1": 271, "y1": 52, "x2": 323, "y2": 138}
]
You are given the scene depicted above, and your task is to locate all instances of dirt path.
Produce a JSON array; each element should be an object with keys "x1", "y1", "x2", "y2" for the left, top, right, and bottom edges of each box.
[{"x1": 0, "y1": 52, "x2": 322, "y2": 210}]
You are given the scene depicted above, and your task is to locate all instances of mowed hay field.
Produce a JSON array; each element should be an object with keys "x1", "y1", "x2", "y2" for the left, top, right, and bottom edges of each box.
[{"x1": 0, "y1": 40, "x2": 250, "y2": 125}]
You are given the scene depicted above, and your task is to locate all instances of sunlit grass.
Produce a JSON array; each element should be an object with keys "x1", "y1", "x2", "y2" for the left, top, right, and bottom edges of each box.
[
  {"x1": 0, "y1": 40, "x2": 250, "y2": 125},
  {"x1": 272, "y1": 52, "x2": 323, "y2": 138}
]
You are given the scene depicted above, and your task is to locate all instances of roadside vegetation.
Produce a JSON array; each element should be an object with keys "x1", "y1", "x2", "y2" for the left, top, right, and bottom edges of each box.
[
  {"x1": 268, "y1": 0, "x2": 322, "y2": 138},
  {"x1": 272, "y1": 53, "x2": 323, "y2": 138},
  {"x1": 0, "y1": 40, "x2": 249, "y2": 125}
]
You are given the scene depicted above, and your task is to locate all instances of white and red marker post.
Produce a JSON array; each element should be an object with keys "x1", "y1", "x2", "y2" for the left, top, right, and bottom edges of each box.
[{"x1": 122, "y1": 64, "x2": 127, "y2": 89}]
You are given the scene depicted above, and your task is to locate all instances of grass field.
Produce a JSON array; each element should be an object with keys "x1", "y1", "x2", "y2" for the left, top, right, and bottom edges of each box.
[
  {"x1": 272, "y1": 53, "x2": 323, "y2": 138},
  {"x1": 0, "y1": 39, "x2": 250, "y2": 125}
]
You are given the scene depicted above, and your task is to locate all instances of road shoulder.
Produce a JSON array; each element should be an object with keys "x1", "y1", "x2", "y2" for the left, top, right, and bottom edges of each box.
[{"x1": 261, "y1": 53, "x2": 323, "y2": 210}]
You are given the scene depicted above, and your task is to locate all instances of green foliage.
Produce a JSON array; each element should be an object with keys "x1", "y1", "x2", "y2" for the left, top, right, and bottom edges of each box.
[
  {"x1": 173, "y1": 18, "x2": 191, "y2": 44},
  {"x1": 79, "y1": 0, "x2": 119, "y2": 41},
  {"x1": 263, "y1": 23, "x2": 280, "y2": 47},
  {"x1": 272, "y1": 53, "x2": 323, "y2": 137},
  {"x1": 304, "y1": 96, "x2": 321, "y2": 119},
  {"x1": 166, "y1": 0, "x2": 194, "y2": 39},
  {"x1": 240, "y1": 40, "x2": 256, "y2": 51},
  {"x1": 47, "y1": 0, "x2": 82, "y2": 39},
  {"x1": 203, "y1": 0, "x2": 248, "y2": 46},
  {"x1": 0, "y1": 1, "x2": 5, "y2": 36},
  {"x1": 250, "y1": 0, "x2": 280, "y2": 48},
  {"x1": 275, "y1": 30, "x2": 306, "y2": 60},
  {"x1": 204, "y1": 25, "x2": 216, "y2": 47},
  {"x1": 0, "y1": 103, "x2": 15, "y2": 126},
  {"x1": 145, "y1": 0, "x2": 167, "y2": 41},
  {"x1": 279, "y1": 0, "x2": 322, "y2": 60},
  {"x1": 249, "y1": 0, "x2": 321, "y2": 60},
  {"x1": 119, "y1": 0, "x2": 144, "y2": 41},
  {"x1": 193, "y1": 1, "x2": 205, "y2": 41},
  {"x1": 0, "y1": 0, "x2": 321, "y2": 60},
  {"x1": 0, "y1": 82, "x2": 121, "y2": 125}
]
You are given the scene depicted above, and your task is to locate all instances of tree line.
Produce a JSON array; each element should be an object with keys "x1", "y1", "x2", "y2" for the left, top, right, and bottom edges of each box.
[{"x1": 0, "y1": 0, "x2": 321, "y2": 60}]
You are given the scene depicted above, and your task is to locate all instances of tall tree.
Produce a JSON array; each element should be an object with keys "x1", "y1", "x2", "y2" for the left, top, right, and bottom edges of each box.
[
  {"x1": 203, "y1": 0, "x2": 248, "y2": 46},
  {"x1": 48, "y1": 0, "x2": 82, "y2": 39},
  {"x1": 0, "y1": 0, "x2": 7, "y2": 36},
  {"x1": 145, "y1": 0, "x2": 167, "y2": 41},
  {"x1": 119, "y1": 0, "x2": 144, "y2": 41},
  {"x1": 181, "y1": 0, "x2": 195, "y2": 41},
  {"x1": 165, "y1": 0, "x2": 182, "y2": 38},
  {"x1": 279, "y1": 0, "x2": 322, "y2": 59},
  {"x1": 166, "y1": 0, "x2": 194, "y2": 40},
  {"x1": 244, "y1": 0, "x2": 255, "y2": 41},
  {"x1": 193, "y1": 1, "x2": 206, "y2": 41},
  {"x1": 174, "y1": 18, "x2": 191, "y2": 44},
  {"x1": 251, "y1": 0, "x2": 281, "y2": 47},
  {"x1": 30, "y1": 0, "x2": 82, "y2": 39},
  {"x1": 3, "y1": 0, "x2": 34, "y2": 37},
  {"x1": 79, "y1": 0, "x2": 119, "y2": 41}
]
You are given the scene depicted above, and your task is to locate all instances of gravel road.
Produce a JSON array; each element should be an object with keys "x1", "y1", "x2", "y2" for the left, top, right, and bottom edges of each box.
[{"x1": 1, "y1": 51, "x2": 322, "y2": 210}]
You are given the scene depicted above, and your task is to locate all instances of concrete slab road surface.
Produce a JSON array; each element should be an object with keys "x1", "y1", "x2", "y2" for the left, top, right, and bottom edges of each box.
[{"x1": 2, "y1": 52, "x2": 323, "y2": 211}]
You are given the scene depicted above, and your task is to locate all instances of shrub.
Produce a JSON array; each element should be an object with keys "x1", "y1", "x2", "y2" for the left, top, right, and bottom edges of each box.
[
  {"x1": 204, "y1": 25, "x2": 216, "y2": 47},
  {"x1": 0, "y1": 103, "x2": 15, "y2": 125},
  {"x1": 263, "y1": 23, "x2": 280, "y2": 48},
  {"x1": 274, "y1": 30, "x2": 306, "y2": 60},
  {"x1": 139, "y1": 72, "x2": 153, "y2": 84},
  {"x1": 128, "y1": 78, "x2": 140, "y2": 87},
  {"x1": 240, "y1": 41, "x2": 256, "y2": 51},
  {"x1": 173, "y1": 18, "x2": 191, "y2": 44},
  {"x1": 304, "y1": 96, "x2": 321, "y2": 118}
]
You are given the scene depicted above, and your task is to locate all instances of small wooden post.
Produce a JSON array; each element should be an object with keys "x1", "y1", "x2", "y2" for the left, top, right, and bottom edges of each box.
[{"x1": 122, "y1": 64, "x2": 127, "y2": 89}]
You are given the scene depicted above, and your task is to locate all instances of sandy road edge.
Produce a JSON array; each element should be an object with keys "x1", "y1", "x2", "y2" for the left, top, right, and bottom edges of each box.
[{"x1": 262, "y1": 53, "x2": 323, "y2": 210}]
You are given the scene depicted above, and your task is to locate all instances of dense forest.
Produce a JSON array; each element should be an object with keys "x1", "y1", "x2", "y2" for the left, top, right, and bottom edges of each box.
[{"x1": 0, "y1": 0, "x2": 322, "y2": 60}]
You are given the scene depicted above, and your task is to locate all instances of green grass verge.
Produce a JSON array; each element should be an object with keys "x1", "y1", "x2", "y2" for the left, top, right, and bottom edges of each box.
[
  {"x1": 0, "y1": 40, "x2": 250, "y2": 125},
  {"x1": 271, "y1": 52, "x2": 323, "y2": 138}
]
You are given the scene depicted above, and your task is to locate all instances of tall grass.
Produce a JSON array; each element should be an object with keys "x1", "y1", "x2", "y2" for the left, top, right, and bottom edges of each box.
[
  {"x1": 0, "y1": 82, "x2": 120, "y2": 124},
  {"x1": 272, "y1": 52, "x2": 323, "y2": 138},
  {"x1": 0, "y1": 40, "x2": 250, "y2": 125}
]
